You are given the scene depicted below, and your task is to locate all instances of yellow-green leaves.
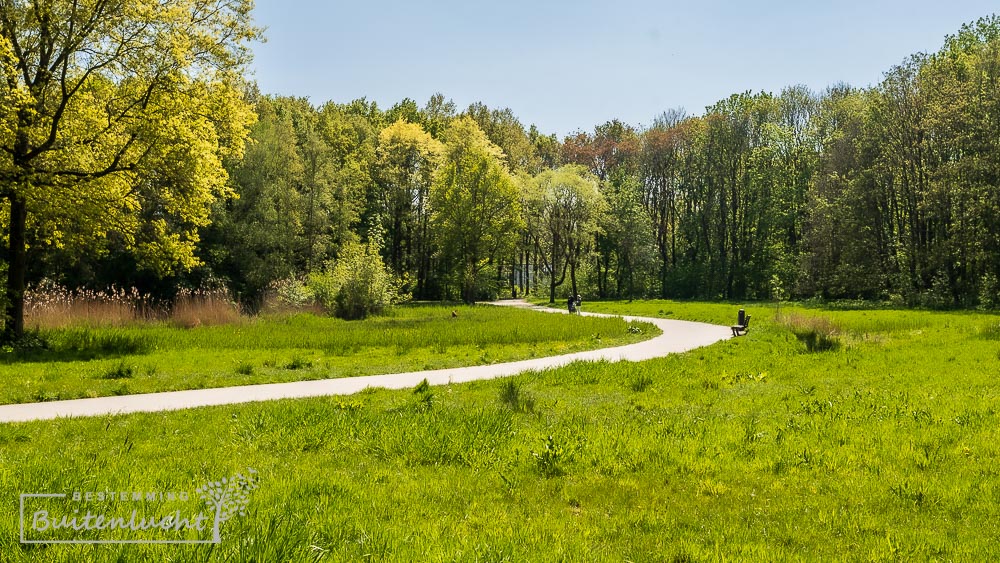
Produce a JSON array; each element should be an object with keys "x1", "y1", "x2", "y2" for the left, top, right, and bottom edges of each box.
[
  {"x1": 430, "y1": 117, "x2": 523, "y2": 302},
  {"x1": 0, "y1": 0, "x2": 259, "y2": 269}
]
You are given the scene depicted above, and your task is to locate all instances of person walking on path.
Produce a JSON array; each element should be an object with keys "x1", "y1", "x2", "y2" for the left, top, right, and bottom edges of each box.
[{"x1": 567, "y1": 295, "x2": 577, "y2": 313}]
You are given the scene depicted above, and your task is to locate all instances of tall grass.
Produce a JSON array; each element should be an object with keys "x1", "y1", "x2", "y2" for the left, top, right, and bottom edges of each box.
[
  {"x1": 23, "y1": 280, "x2": 241, "y2": 329},
  {"x1": 24, "y1": 280, "x2": 153, "y2": 328},
  {"x1": 170, "y1": 289, "x2": 242, "y2": 328},
  {"x1": 779, "y1": 312, "x2": 841, "y2": 352},
  {"x1": 5, "y1": 302, "x2": 1000, "y2": 559}
]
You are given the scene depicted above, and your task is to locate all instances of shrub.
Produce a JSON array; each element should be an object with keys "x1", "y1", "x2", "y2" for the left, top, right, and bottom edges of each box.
[
  {"x1": 308, "y1": 238, "x2": 404, "y2": 320},
  {"x1": 921, "y1": 271, "x2": 954, "y2": 310},
  {"x1": 262, "y1": 277, "x2": 323, "y2": 315},
  {"x1": 979, "y1": 273, "x2": 999, "y2": 311}
]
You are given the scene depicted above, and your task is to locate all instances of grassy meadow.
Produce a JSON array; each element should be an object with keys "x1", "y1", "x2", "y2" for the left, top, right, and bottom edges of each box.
[
  {"x1": 2, "y1": 300, "x2": 1000, "y2": 560},
  {"x1": 0, "y1": 304, "x2": 654, "y2": 405}
]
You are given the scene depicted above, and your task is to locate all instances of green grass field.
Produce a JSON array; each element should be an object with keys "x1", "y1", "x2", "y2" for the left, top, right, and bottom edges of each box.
[
  {"x1": 0, "y1": 304, "x2": 654, "y2": 405},
  {"x1": 2, "y1": 300, "x2": 1000, "y2": 560}
]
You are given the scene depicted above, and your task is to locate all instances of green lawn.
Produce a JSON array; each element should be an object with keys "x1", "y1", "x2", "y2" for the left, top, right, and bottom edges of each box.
[
  {"x1": 538, "y1": 297, "x2": 742, "y2": 325},
  {"x1": 0, "y1": 304, "x2": 655, "y2": 405},
  {"x1": 2, "y1": 301, "x2": 999, "y2": 560}
]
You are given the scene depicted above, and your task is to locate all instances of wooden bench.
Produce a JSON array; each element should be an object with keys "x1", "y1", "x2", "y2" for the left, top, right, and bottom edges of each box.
[{"x1": 731, "y1": 314, "x2": 751, "y2": 337}]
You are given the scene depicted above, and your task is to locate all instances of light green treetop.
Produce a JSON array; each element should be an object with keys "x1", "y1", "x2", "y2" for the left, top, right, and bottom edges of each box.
[
  {"x1": 430, "y1": 116, "x2": 522, "y2": 302},
  {"x1": 0, "y1": 0, "x2": 260, "y2": 337}
]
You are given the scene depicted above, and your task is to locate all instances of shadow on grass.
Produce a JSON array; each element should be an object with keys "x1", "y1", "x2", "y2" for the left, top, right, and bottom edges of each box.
[{"x1": 0, "y1": 328, "x2": 154, "y2": 364}]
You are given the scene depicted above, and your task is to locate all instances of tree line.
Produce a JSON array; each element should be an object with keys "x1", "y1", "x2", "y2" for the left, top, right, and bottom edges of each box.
[{"x1": 3, "y1": 2, "x2": 1000, "y2": 340}]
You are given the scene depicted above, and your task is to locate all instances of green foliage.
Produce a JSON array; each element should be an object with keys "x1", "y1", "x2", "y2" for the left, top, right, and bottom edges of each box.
[
  {"x1": 308, "y1": 238, "x2": 403, "y2": 320},
  {"x1": 373, "y1": 120, "x2": 443, "y2": 298},
  {"x1": 412, "y1": 378, "x2": 434, "y2": 412},
  {"x1": 203, "y1": 95, "x2": 369, "y2": 312},
  {"x1": 413, "y1": 378, "x2": 431, "y2": 395},
  {"x1": 9, "y1": 13, "x2": 1000, "y2": 327},
  {"x1": 0, "y1": 328, "x2": 48, "y2": 355},
  {"x1": 431, "y1": 117, "x2": 524, "y2": 303},
  {"x1": 269, "y1": 277, "x2": 314, "y2": 309},
  {"x1": 284, "y1": 356, "x2": 313, "y2": 370},
  {"x1": 234, "y1": 360, "x2": 254, "y2": 376},
  {"x1": 628, "y1": 373, "x2": 653, "y2": 392},
  {"x1": 524, "y1": 165, "x2": 606, "y2": 302},
  {"x1": 205, "y1": 97, "x2": 305, "y2": 310},
  {"x1": 0, "y1": 0, "x2": 260, "y2": 337},
  {"x1": 45, "y1": 329, "x2": 154, "y2": 358},
  {"x1": 463, "y1": 102, "x2": 539, "y2": 173},
  {"x1": 978, "y1": 273, "x2": 999, "y2": 310}
]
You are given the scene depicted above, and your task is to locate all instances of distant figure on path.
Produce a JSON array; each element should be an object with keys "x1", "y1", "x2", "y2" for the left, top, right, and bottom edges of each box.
[
  {"x1": 567, "y1": 295, "x2": 577, "y2": 313},
  {"x1": 575, "y1": 294, "x2": 582, "y2": 313}
]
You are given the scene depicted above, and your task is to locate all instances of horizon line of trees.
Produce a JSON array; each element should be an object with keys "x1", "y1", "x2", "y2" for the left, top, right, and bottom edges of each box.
[{"x1": 5, "y1": 6, "x2": 1000, "y2": 339}]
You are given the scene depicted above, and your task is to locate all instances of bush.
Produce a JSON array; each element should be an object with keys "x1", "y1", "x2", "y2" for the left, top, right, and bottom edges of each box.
[
  {"x1": 307, "y1": 239, "x2": 405, "y2": 320},
  {"x1": 921, "y1": 271, "x2": 954, "y2": 310},
  {"x1": 979, "y1": 273, "x2": 999, "y2": 311},
  {"x1": 268, "y1": 278, "x2": 315, "y2": 309}
]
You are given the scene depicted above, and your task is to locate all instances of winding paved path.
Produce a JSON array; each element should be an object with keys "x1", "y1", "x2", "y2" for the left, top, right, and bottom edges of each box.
[{"x1": 0, "y1": 301, "x2": 731, "y2": 423}]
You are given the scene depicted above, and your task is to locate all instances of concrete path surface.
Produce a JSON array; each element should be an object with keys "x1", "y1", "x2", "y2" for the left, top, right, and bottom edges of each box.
[{"x1": 0, "y1": 300, "x2": 731, "y2": 423}]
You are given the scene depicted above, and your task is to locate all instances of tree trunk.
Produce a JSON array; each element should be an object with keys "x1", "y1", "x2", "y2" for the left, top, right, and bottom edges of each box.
[
  {"x1": 570, "y1": 260, "x2": 578, "y2": 297},
  {"x1": 464, "y1": 262, "x2": 476, "y2": 304},
  {"x1": 4, "y1": 194, "x2": 27, "y2": 342}
]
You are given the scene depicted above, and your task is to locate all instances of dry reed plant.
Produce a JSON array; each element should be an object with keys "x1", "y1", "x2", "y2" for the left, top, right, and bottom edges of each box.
[
  {"x1": 778, "y1": 312, "x2": 841, "y2": 352},
  {"x1": 170, "y1": 289, "x2": 242, "y2": 328},
  {"x1": 24, "y1": 280, "x2": 245, "y2": 329},
  {"x1": 24, "y1": 280, "x2": 151, "y2": 329}
]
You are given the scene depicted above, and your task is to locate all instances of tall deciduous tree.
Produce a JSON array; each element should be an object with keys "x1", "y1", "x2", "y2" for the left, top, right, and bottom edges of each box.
[
  {"x1": 431, "y1": 117, "x2": 522, "y2": 303},
  {"x1": 374, "y1": 120, "x2": 442, "y2": 297},
  {"x1": 464, "y1": 102, "x2": 537, "y2": 173},
  {"x1": 319, "y1": 100, "x2": 376, "y2": 253},
  {"x1": 527, "y1": 165, "x2": 605, "y2": 303},
  {"x1": 0, "y1": 0, "x2": 259, "y2": 339},
  {"x1": 203, "y1": 96, "x2": 303, "y2": 311}
]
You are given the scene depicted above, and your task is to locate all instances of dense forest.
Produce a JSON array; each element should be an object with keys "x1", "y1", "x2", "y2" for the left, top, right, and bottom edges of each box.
[{"x1": 4, "y1": 5, "x2": 1000, "y2": 337}]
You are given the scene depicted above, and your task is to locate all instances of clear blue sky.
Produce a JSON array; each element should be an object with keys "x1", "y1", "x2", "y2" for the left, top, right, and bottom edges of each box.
[{"x1": 250, "y1": 1, "x2": 998, "y2": 137}]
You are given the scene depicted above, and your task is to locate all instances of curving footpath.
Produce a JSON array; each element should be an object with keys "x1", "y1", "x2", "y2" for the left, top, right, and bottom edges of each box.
[{"x1": 0, "y1": 300, "x2": 732, "y2": 423}]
